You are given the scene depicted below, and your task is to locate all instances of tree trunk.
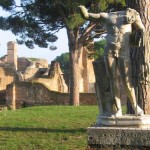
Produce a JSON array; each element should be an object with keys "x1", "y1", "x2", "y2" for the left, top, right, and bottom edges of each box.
[
  {"x1": 126, "y1": 0, "x2": 150, "y2": 114},
  {"x1": 82, "y1": 47, "x2": 89, "y2": 93},
  {"x1": 67, "y1": 28, "x2": 81, "y2": 106}
]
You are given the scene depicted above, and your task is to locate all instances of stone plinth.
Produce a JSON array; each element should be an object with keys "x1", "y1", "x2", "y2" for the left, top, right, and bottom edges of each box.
[
  {"x1": 97, "y1": 115, "x2": 150, "y2": 128},
  {"x1": 87, "y1": 115, "x2": 150, "y2": 149},
  {"x1": 87, "y1": 126, "x2": 150, "y2": 149}
]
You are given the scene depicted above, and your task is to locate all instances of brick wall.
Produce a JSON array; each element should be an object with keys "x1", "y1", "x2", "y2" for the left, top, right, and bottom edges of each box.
[
  {"x1": 6, "y1": 82, "x2": 97, "y2": 109},
  {"x1": 0, "y1": 65, "x2": 18, "y2": 91},
  {"x1": 0, "y1": 64, "x2": 18, "y2": 104},
  {"x1": 17, "y1": 57, "x2": 30, "y2": 72}
]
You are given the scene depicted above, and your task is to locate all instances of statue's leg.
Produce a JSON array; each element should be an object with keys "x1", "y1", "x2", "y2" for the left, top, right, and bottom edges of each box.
[
  {"x1": 104, "y1": 56, "x2": 122, "y2": 116},
  {"x1": 118, "y1": 58, "x2": 144, "y2": 116}
]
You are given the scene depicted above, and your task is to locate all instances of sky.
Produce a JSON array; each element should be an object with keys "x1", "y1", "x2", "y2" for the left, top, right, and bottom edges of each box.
[
  {"x1": 0, "y1": 29, "x2": 69, "y2": 63},
  {"x1": 0, "y1": 1, "x2": 69, "y2": 64}
]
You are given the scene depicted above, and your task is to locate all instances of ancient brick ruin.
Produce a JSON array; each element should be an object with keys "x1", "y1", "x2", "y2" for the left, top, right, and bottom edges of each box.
[
  {"x1": 78, "y1": 47, "x2": 95, "y2": 93},
  {"x1": 0, "y1": 41, "x2": 96, "y2": 109}
]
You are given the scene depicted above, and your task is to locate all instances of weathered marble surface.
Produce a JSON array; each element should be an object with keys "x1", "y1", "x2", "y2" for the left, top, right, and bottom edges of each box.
[
  {"x1": 97, "y1": 115, "x2": 150, "y2": 128},
  {"x1": 79, "y1": 5, "x2": 145, "y2": 117},
  {"x1": 87, "y1": 126, "x2": 150, "y2": 148}
]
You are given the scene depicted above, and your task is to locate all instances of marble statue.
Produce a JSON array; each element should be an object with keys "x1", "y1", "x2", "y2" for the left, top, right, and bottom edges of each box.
[{"x1": 79, "y1": 6, "x2": 145, "y2": 117}]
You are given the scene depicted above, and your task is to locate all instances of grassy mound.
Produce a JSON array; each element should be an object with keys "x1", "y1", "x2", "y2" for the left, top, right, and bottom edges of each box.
[{"x1": 0, "y1": 106, "x2": 98, "y2": 150}]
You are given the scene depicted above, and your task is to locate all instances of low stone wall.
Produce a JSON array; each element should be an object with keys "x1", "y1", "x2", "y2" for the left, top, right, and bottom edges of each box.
[{"x1": 6, "y1": 82, "x2": 97, "y2": 109}]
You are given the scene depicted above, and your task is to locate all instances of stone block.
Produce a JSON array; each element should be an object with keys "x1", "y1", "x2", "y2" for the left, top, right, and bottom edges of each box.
[
  {"x1": 7, "y1": 41, "x2": 17, "y2": 50},
  {"x1": 87, "y1": 126, "x2": 150, "y2": 149}
]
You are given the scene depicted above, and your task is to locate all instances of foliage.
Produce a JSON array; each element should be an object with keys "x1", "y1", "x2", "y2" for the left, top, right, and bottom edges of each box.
[
  {"x1": 0, "y1": 0, "x2": 15, "y2": 10},
  {"x1": 0, "y1": 0, "x2": 126, "y2": 49},
  {"x1": 0, "y1": 0, "x2": 98, "y2": 49},
  {"x1": 106, "y1": 0, "x2": 126, "y2": 12},
  {"x1": 55, "y1": 52, "x2": 70, "y2": 73},
  {"x1": 99, "y1": 0, "x2": 116, "y2": 11},
  {"x1": 94, "y1": 39, "x2": 106, "y2": 59},
  {"x1": 0, "y1": 0, "x2": 126, "y2": 105},
  {"x1": 66, "y1": 13, "x2": 85, "y2": 29}
]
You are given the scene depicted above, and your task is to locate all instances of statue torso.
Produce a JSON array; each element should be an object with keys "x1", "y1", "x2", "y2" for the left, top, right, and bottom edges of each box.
[
  {"x1": 106, "y1": 11, "x2": 132, "y2": 44},
  {"x1": 104, "y1": 9, "x2": 137, "y2": 58}
]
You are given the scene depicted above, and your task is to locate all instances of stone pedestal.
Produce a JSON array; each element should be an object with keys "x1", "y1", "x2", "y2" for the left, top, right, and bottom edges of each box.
[
  {"x1": 97, "y1": 115, "x2": 150, "y2": 128},
  {"x1": 87, "y1": 115, "x2": 150, "y2": 149}
]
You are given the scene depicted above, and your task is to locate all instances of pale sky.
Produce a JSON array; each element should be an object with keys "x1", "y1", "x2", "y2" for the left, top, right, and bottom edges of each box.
[
  {"x1": 0, "y1": 0, "x2": 69, "y2": 64},
  {"x1": 0, "y1": 29, "x2": 69, "y2": 63}
]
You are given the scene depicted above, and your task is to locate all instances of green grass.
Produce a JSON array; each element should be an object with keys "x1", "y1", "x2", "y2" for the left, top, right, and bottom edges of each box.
[
  {"x1": 0, "y1": 106, "x2": 127, "y2": 150},
  {"x1": 0, "y1": 106, "x2": 99, "y2": 150}
]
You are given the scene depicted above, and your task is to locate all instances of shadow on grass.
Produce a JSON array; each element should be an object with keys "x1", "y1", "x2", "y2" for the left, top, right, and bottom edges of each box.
[{"x1": 0, "y1": 127, "x2": 86, "y2": 133}]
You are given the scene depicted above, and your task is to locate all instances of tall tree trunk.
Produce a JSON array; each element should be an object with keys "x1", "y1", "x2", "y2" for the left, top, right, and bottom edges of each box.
[
  {"x1": 82, "y1": 47, "x2": 89, "y2": 93},
  {"x1": 67, "y1": 28, "x2": 81, "y2": 106},
  {"x1": 126, "y1": 0, "x2": 150, "y2": 114}
]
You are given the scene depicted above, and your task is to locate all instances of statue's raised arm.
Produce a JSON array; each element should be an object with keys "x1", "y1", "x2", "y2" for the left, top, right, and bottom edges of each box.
[
  {"x1": 79, "y1": 5, "x2": 145, "y2": 117},
  {"x1": 78, "y1": 5, "x2": 108, "y2": 21}
]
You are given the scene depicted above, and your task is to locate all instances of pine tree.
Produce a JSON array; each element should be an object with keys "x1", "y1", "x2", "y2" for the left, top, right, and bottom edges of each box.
[
  {"x1": 0, "y1": 0, "x2": 125, "y2": 105},
  {"x1": 125, "y1": 0, "x2": 150, "y2": 114}
]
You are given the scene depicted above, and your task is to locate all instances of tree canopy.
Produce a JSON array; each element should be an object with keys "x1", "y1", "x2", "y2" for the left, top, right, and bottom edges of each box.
[
  {"x1": 0, "y1": 0, "x2": 126, "y2": 105},
  {"x1": 0, "y1": 0, "x2": 125, "y2": 49},
  {"x1": 94, "y1": 39, "x2": 106, "y2": 59},
  {"x1": 55, "y1": 52, "x2": 70, "y2": 73},
  {"x1": 0, "y1": 0, "x2": 94, "y2": 49}
]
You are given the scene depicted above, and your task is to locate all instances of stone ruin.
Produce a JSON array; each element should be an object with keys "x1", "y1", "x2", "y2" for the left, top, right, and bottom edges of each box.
[
  {"x1": 0, "y1": 41, "x2": 96, "y2": 109},
  {"x1": 78, "y1": 46, "x2": 95, "y2": 93}
]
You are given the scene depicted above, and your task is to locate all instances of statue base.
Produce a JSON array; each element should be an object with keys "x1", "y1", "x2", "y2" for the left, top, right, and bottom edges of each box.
[
  {"x1": 97, "y1": 115, "x2": 150, "y2": 128},
  {"x1": 87, "y1": 115, "x2": 150, "y2": 149}
]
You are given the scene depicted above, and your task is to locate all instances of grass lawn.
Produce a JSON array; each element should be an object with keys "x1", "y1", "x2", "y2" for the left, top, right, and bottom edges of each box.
[{"x1": 0, "y1": 106, "x2": 99, "y2": 150}]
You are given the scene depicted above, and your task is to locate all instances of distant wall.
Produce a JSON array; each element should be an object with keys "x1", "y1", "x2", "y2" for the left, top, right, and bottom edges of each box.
[
  {"x1": 0, "y1": 64, "x2": 18, "y2": 103},
  {"x1": 6, "y1": 82, "x2": 97, "y2": 109},
  {"x1": 0, "y1": 64, "x2": 18, "y2": 91}
]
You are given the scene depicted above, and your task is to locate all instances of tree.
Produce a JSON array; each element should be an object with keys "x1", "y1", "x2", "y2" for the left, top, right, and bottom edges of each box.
[
  {"x1": 0, "y1": 0, "x2": 125, "y2": 105},
  {"x1": 0, "y1": 0, "x2": 101, "y2": 105},
  {"x1": 55, "y1": 52, "x2": 70, "y2": 73},
  {"x1": 125, "y1": 0, "x2": 150, "y2": 114},
  {"x1": 94, "y1": 39, "x2": 106, "y2": 59}
]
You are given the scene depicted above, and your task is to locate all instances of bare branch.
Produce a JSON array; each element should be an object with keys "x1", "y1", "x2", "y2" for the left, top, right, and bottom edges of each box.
[{"x1": 79, "y1": 22, "x2": 98, "y2": 44}]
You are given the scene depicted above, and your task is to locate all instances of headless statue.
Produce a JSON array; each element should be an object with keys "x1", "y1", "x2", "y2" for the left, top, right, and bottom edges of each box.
[{"x1": 79, "y1": 6, "x2": 145, "y2": 116}]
